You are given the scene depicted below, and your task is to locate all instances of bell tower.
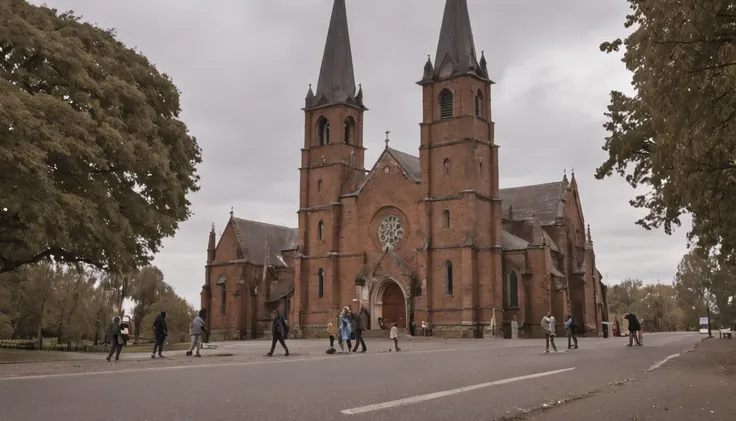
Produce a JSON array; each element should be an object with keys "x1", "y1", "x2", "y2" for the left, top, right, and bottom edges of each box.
[
  {"x1": 417, "y1": 0, "x2": 502, "y2": 331},
  {"x1": 293, "y1": 0, "x2": 366, "y2": 331}
]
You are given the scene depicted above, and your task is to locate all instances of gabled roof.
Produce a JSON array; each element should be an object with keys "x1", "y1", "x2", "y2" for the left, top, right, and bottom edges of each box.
[
  {"x1": 500, "y1": 181, "x2": 567, "y2": 225},
  {"x1": 232, "y1": 218, "x2": 298, "y2": 268},
  {"x1": 346, "y1": 146, "x2": 421, "y2": 196}
]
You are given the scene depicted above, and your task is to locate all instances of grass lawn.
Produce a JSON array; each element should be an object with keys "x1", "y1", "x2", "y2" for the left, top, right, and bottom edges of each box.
[{"x1": 0, "y1": 349, "x2": 75, "y2": 363}]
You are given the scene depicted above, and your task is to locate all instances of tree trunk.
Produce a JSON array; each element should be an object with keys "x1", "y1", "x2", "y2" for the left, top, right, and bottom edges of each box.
[{"x1": 37, "y1": 298, "x2": 46, "y2": 350}]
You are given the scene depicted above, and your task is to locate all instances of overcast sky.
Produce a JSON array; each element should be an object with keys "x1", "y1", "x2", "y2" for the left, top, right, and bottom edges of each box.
[{"x1": 31, "y1": 0, "x2": 692, "y2": 306}]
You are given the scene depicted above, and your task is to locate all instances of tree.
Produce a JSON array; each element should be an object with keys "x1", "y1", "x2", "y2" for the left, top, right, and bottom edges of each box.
[
  {"x1": 0, "y1": 2, "x2": 202, "y2": 274},
  {"x1": 597, "y1": 0, "x2": 736, "y2": 262},
  {"x1": 674, "y1": 249, "x2": 716, "y2": 335},
  {"x1": 607, "y1": 278, "x2": 644, "y2": 315},
  {"x1": 130, "y1": 266, "x2": 167, "y2": 342},
  {"x1": 141, "y1": 293, "x2": 195, "y2": 344}
]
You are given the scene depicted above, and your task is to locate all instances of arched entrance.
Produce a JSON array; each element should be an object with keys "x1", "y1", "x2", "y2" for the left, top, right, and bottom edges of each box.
[{"x1": 370, "y1": 278, "x2": 408, "y2": 329}]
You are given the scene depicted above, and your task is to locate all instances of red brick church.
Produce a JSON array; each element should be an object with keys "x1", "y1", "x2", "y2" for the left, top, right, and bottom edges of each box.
[{"x1": 201, "y1": 0, "x2": 609, "y2": 340}]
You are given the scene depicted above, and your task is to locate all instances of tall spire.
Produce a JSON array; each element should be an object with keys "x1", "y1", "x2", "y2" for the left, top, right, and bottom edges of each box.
[
  {"x1": 305, "y1": 0, "x2": 365, "y2": 110},
  {"x1": 421, "y1": 0, "x2": 489, "y2": 83}
]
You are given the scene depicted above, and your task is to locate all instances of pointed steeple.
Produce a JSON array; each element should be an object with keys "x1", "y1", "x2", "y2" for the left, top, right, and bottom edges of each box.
[
  {"x1": 207, "y1": 223, "x2": 216, "y2": 263},
  {"x1": 423, "y1": 0, "x2": 490, "y2": 83},
  {"x1": 305, "y1": 0, "x2": 365, "y2": 110}
]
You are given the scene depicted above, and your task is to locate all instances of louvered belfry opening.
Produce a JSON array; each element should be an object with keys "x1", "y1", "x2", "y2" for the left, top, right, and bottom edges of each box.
[{"x1": 439, "y1": 89, "x2": 454, "y2": 119}]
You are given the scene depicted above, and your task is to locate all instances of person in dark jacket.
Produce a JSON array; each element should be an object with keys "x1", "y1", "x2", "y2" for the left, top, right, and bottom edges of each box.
[
  {"x1": 565, "y1": 315, "x2": 578, "y2": 349},
  {"x1": 352, "y1": 306, "x2": 368, "y2": 353},
  {"x1": 151, "y1": 311, "x2": 168, "y2": 358},
  {"x1": 267, "y1": 309, "x2": 289, "y2": 357},
  {"x1": 624, "y1": 313, "x2": 642, "y2": 346},
  {"x1": 106, "y1": 316, "x2": 123, "y2": 362}
]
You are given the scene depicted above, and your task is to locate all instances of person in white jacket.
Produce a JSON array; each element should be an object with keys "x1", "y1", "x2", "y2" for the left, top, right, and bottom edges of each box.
[
  {"x1": 541, "y1": 312, "x2": 558, "y2": 353},
  {"x1": 389, "y1": 322, "x2": 401, "y2": 352},
  {"x1": 186, "y1": 309, "x2": 207, "y2": 357}
]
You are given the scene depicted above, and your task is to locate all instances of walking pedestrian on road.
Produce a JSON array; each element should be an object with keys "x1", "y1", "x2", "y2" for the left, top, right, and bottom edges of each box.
[
  {"x1": 105, "y1": 316, "x2": 124, "y2": 362},
  {"x1": 541, "y1": 312, "x2": 558, "y2": 353},
  {"x1": 389, "y1": 322, "x2": 401, "y2": 352},
  {"x1": 565, "y1": 315, "x2": 578, "y2": 349},
  {"x1": 338, "y1": 306, "x2": 353, "y2": 353},
  {"x1": 624, "y1": 313, "x2": 642, "y2": 347},
  {"x1": 186, "y1": 309, "x2": 207, "y2": 357},
  {"x1": 326, "y1": 322, "x2": 337, "y2": 354},
  {"x1": 352, "y1": 306, "x2": 368, "y2": 353},
  {"x1": 151, "y1": 311, "x2": 168, "y2": 358},
  {"x1": 267, "y1": 309, "x2": 289, "y2": 357}
]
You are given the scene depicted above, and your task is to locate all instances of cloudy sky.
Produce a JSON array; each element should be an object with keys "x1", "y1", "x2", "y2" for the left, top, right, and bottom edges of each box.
[{"x1": 31, "y1": 0, "x2": 692, "y2": 306}]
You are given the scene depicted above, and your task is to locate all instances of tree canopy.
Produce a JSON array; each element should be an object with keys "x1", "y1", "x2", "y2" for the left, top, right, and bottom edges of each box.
[
  {"x1": 674, "y1": 249, "x2": 736, "y2": 326},
  {"x1": 0, "y1": 1, "x2": 201, "y2": 274},
  {"x1": 598, "y1": 0, "x2": 736, "y2": 262}
]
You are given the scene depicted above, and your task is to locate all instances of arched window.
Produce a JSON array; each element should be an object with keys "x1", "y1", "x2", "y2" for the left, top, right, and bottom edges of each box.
[
  {"x1": 443, "y1": 209, "x2": 450, "y2": 229},
  {"x1": 318, "y1": 179, "x2": 322, "y2": 193},
  {"x1": 439, "y1": 89, "x2": 454, "y2": 120},
  {"x1": 317, "y1": 268, "x2": 324, "y2": 298},
  {"x1": 217, "y1": 276, "x2": 227, "y2": 315},
  {"x1": 318, "y1": 221, "x2": 324, "y2": 240},
  {"x1": 445, "y1": 261, "x2": 454, "y2": 295},
  {"x1": 443, "y1": 158, "x2": 451, "y2": 176},
  {"x1": 508, "y1": 271, "x2": 519, "y2": 308},
  {"x1": 475, "y1": 90, "x2": 483, "y2": 118},
  {"x1": 318, "y1": 117, "x2": 330, "y2": 146},
  {"x1": 344, "y1": 117, "x2": 355, "y2": 144}
]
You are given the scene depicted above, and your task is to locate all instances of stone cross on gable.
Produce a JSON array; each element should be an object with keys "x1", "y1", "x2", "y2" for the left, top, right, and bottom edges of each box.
[{"x1": 385, "y1": 130, "x2": 390, "y2": 148}]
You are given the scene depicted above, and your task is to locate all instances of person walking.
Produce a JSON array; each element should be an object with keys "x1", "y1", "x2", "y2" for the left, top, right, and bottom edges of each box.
[
  {"x1": 186, "y1": 309, "x2": 207, "y2": 357},
  {"x1": 105, "y1": 316, "x2": 124, "y2": 362},
  {"x1": 541, "y1": 312, "x2": 558, "y2": 353},
  {"x1": 624, "y1": 313, "x2": 642, "y2": 346},
  {"x1": 326, "y1": 321, "x2": 337, "y2": 354},
  {"x1": 338, "y1": 306, "x2": 353, "y2": 353},
  {"x1": 565, "y1": 314, "x2": 578, "y2": 349},
  {"x1": 389, "y1": 322, "x2": 400, "y2": 352},
  {"x1": 151, "y1": 311, "x2": 168, "y2": 358},
  {"x1": 267, "y1": 309, "x2": 289, "y2": 357},
  {"x1": 351, "y1": 306, "x2": 368, "y2": 353}
]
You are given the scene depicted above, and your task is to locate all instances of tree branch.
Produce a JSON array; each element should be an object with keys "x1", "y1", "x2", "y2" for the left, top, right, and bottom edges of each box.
[{"x1": 0, "y1": 248, "x2": 104, "y2": 274}]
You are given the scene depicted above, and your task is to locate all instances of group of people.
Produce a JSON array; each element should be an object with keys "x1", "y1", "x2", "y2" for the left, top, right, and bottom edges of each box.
[
  {"x1": 326, "y1": 305, "x2": 401, "y2": 353},
  {"x1": 104, "y1": 309, "x2": 209, "y2": 362},
  {"x1": 540, "y1": 312, "x2": 579, "y2": 353},
  {"x1": 539, "y1": 311, "x2": 644, "y2": 352}
]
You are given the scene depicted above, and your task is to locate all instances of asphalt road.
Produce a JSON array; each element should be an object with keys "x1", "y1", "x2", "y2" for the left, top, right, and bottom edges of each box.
[{"x1": 0, "y1": 333, "x2": 701, "y2": 421}]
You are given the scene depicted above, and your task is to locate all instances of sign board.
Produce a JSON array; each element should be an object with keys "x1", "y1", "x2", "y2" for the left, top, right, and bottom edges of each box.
[{"x1": 699, "y1": 317, "x2": 709, "y2": 326}]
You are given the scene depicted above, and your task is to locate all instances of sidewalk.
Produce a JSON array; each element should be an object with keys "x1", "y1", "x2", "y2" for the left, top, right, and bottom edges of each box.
[{"x1": 520, "y1": 338, "x2": 736, "y2": 421}]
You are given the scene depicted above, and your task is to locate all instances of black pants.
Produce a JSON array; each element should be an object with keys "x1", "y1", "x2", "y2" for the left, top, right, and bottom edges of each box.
[
  {"x1": 629, "y1": 330, "x2": 642, "y2": 346},
  {"x1": 269, "y1": 333, "x2": 289, "y2": 355},
  {"x1": 545, "y1": 333, "x2": 557, "y2": 351},
  {"x1": 107, "y1": 338, "x2": 122, "y2": 361},
  {"x1": 329, "y1": 335, "x2": 335, "y2": 348},
  {"x1": 152, "y1": 336, "x2": 165, "y2": 355},
  {"x1": 352, "y1": 329, "x2": 366, "y2": 352},
  {"x1": 567, "y1": 329, "x2": 578, "y2": 348}
]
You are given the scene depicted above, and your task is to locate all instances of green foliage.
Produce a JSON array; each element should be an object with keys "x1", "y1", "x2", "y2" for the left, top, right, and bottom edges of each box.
[
  {"x1": 0, "y1": 263, "x2": 195, "y2": 347},
  {"x1": 0, "y1": 1, "x2": 201, "y2": 274},
  {"x1": 598, "y1": 0, "x2": 736, "y2": 261},
  {"x1": 674, "y1": 249, "x2": 736, "y2": 327},
  {"x1": 607, "y1": 278, "x2": 683, "y2": 331}
]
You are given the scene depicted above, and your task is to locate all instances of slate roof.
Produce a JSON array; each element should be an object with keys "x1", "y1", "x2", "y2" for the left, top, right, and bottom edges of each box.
[
  {"x1": 304, "y1": 0, "x2": 365, "y2": 110},
  {"x1": 499, "y1": 181, "x2": 567, "y2": 225},
  {"x1": 233, "y1": 218, "x2": 298, "y2": 268},
  {"x1": 268, "y1": 282, "x2": 294, "y2": 303},
  {"x1": 501, "y1": 230, "x2": 529, "y2": 251},
  {"x1": 420, "y1": 0, "x2": 489, "y2": 83},
  {"x1": 387, "y1": 147, "x2": 421, "y2": 183}
]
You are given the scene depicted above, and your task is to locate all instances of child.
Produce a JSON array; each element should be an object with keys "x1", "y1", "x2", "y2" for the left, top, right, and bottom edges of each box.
[
  {"x1": 390, "y1": 322, "x2": 400, "y2": 352},
  {"x1": 326, "y1": 322, "x2": 337, "y2": 354}
]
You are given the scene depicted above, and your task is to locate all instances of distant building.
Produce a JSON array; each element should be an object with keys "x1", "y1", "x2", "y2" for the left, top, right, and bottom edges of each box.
[{"x1": 202, "y1": 0, "x2": 608, "y2": 340}]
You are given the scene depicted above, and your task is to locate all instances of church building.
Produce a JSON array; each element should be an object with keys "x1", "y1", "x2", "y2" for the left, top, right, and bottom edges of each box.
[{"x1": 201, "y1": 0, "x2": 609, "y2": 340}]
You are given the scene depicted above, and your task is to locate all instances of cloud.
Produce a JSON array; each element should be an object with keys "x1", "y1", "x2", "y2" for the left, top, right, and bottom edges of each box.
[{"x1": 28, "y1": 0, "x2": 691, "y2": 305}]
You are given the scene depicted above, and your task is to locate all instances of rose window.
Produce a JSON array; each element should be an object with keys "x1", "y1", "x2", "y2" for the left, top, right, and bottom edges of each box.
[{"x1": 378, "y1": 215, "x2": 404, "y2": 248}]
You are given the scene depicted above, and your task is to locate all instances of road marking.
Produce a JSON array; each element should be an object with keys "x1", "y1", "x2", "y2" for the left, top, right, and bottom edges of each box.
[
  {"x1": 645, "y1": 353, "x2": 680, "y2": 372},
  {"x1": 340, "y1": 367, "x2": 576, "y2": 415},
  {"x1": 0, "y1": 342, "x2": 539, "y2": 382}
]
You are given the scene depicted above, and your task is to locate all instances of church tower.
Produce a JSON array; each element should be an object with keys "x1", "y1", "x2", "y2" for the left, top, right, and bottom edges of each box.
[
  {"x1": 417, "y1": 0, "x2": 502, "y2": 332},
  {"x1": 293, "y1": 0, "x2": 366, "y2": 331}
]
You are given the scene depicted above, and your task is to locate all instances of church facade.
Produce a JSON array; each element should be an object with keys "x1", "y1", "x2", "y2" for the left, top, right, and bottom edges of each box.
[{"x1": 201, "y1": 0, "x2": 609, "y2": 340}]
